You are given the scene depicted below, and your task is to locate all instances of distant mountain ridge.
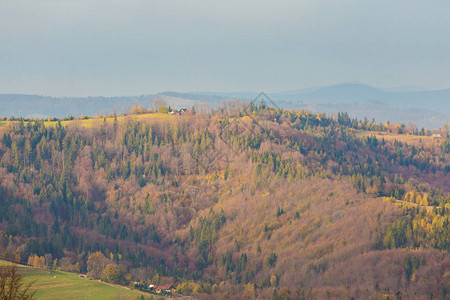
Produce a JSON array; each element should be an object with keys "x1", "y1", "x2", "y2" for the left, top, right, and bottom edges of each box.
[
  {"x1": 202, "y1": 83, "x2": 450, "y2": 111},
  {"x1": 1, "y1": 83, "x2": 449, "y2": 129},
  {"x1": 201, "y1": 83, "x2": 450, "y2": 129},
  {"x1": 0, "y1": 92, "x2": 223, "y2": 119}
]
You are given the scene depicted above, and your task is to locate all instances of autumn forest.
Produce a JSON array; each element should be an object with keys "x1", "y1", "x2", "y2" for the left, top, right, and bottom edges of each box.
[{"x1": 0, "y1": 102, "x2": 449, "y2": 299}]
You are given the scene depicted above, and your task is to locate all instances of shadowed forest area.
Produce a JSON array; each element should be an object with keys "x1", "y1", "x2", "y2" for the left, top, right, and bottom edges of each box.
[{"x1": 0, "y1": 103, "x2": 449, "y2": 299}]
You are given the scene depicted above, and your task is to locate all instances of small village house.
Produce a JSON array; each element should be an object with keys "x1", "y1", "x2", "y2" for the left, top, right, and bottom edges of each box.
[
  {"x1": 154, "y1": 284, "x2": 176, "y2": 294},
  {"x1": 432, "y1": 133, "x2": 441, "y2": 139}
]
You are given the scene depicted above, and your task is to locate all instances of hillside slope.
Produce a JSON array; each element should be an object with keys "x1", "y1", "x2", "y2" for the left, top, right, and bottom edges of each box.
[
  {"x1": 0, "y1": 260, "x2": 157, "y2": 299},
  {"x1": 0, "y1": 106, "x2": 449, "y2": 299}
]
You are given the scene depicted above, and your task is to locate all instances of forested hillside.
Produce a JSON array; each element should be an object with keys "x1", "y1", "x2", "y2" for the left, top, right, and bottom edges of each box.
[{"x1": 0, "y1": 104, "x2": 449, "y2": 299}]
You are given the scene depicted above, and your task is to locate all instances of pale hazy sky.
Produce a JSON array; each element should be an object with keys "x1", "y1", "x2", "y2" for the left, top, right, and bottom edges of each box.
[{"x1": 1, "y1": 0, "x2": 450, "y2": 96}]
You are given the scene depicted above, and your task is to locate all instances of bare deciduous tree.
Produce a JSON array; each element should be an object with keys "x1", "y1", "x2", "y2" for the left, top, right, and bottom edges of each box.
[{"x1": 0, "y1": 265, "x2": 36, "y2": 299}]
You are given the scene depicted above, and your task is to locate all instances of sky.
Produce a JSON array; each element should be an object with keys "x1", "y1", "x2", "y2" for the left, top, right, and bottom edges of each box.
[{"x1": 1, "y1": 0, "x2": 450, "y2": 96}]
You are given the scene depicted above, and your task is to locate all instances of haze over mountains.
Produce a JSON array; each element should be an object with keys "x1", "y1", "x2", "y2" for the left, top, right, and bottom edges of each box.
[
  {"x1": 1, "y1": 83, "x2": 449, "y2": 129},
  {"x1": 201, "y1": 83, "x2": 450, "y2": 130}
]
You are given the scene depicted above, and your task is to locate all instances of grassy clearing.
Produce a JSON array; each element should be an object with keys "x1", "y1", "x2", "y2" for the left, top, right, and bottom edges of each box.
[
  {"x1": 0, "y1": 121, "x2": 6, "y2": 127},
  {"x1": 355, "y1": 130, "x2": 436, "y2": 147},
  {"x1": 393, "y1": 200, "x2": 434, "y2": 212},
  {"x1": 41, "y1": 113, "x2": 174, "y2": 129},
  {"x1": 0, "y1": 260, "x2": 159, "y2": 300}
]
